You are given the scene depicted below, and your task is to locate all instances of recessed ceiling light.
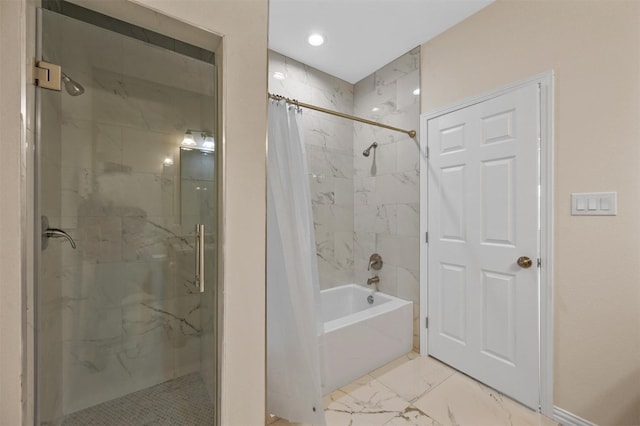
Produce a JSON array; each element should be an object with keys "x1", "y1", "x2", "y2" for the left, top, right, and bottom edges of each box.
[
  {"x1": 371, "y1": 107, "x2": 380, "y2": 112},
  {"x1": 273, "y1": 71, "x2": 285, "y2": 80},
  {"x1": 308, "y1": 33, "x2": 325, "y2": 47},
  {"x1": 413, "y1": 88, "x2": 420, "y2": 96}
]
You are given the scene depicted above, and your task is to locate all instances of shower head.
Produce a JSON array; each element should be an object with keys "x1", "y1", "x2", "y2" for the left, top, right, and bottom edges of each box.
[
  {"x1": 362, "y1": 142, "x2": 378, "y2": 157},
  {"x1": 62, "y1": 72, "x2": 85, "y2": 96}
]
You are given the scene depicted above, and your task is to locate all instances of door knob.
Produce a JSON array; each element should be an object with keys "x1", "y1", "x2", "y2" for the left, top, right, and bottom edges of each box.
[{"x1": 517, "y1": 256, "x2": 532, "y2": 268}]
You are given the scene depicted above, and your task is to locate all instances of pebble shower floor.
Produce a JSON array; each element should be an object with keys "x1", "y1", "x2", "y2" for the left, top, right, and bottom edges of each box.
[{"x1": 60, "y1": 373, "x2": 214, "y2": 425}]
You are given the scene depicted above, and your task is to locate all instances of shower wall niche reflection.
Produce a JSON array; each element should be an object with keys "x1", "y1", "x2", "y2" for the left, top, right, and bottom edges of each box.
[{"x1": 37, "y1": 9, "x2": 218, "y2": 424}]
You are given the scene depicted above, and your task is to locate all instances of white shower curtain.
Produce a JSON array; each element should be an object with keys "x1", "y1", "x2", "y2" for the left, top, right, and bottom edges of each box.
[{"x1": 267, "y1": 101, "x2": 326, "y2": 426}]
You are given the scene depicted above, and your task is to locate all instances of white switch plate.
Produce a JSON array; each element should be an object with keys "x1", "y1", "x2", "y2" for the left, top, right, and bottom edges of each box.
[{"x1": 571, "y1": 192, "x2": 617, "y2": 216}]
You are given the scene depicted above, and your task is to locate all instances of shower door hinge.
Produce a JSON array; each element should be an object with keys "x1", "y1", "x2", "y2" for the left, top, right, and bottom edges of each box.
[
  {"x1": 425, "y1": 147, "x2": 429, "y2": 158},
  {"x1": 33, "y1": 61, "x2": 61, "y2": 91},
  {"x1": 425, "y1": 317, "x2": 429, "y2": 328},
  {"x1": 537, "y1": 258, "x2": 542, "y2": 268},
  {"x1": 425, "y1": 232, "x2": 428, "y2": 243}
]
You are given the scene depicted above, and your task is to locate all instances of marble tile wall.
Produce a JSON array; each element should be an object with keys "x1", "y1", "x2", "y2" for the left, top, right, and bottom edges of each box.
[
  {"x1": 269, "y1": 48, "x2": 421, "y2": 349},
  {"x1": 38, "y1": 11, "x2": 217, "y2": 418},
  {"x1": 353, "y1": 48, "x2": 421, "y2": 350},
  {"x1": 38, "y1": 64, "x2": 65, "y2": 426},
  {"x1": 269, "y1": 51, "x2": 355, "y2": 290}
]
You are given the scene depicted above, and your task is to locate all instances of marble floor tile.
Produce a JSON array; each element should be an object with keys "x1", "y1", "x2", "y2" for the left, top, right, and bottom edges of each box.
[
  {"x1": 413, "y1": 373, "x2": 558, "y2": 426},
  {"x1": 272, "y1": 352, "x2": 556, "y2": 426},
  {"x1": 325, "y1": 379, "x2": 411, "y2": 426},
  {"x1": 383, "y1": 406, "x2": 442, "y2": 426},
  {"x1": 323, "y1": 389, "x2": 349, "y2": 409},
  {"x1": 375, "y1": 355, "x2": 456, "y2": 402}
]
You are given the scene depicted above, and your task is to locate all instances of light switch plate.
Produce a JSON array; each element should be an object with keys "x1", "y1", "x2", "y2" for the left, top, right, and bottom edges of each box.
[{"x1": 571, "y1": 192, "x2": 617, "y2": 216}]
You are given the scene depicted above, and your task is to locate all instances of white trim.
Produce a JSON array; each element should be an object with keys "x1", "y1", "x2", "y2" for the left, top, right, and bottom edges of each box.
[
  {"x1": 419, "y1": 111, "x2": 429, "y2": 356},
  {"x1": 538, "y1": 72, "x2": 555, "y2": 417},
  {"x1": 421, "y1": 71, "x2": 554, "y2": 120},
  {"x1": 419, "y1": 71, "x2": 554, "y2": 415},
  {"x1": 553, "y1": 406, "x2": 597, "y2": 426}
]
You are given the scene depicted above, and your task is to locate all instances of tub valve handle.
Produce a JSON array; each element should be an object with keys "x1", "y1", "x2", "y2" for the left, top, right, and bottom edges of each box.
[{"x1": 368, "y1": 253, "x2": 383, "y2": 271}]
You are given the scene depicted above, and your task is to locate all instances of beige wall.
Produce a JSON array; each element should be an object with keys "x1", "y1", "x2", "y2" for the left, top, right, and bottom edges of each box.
[
  {"x1": 0, "y1": 0, "x2": 26, "y2": 421},
  {"x1": 0, "y1": 0, "x2": 36, "y2": 423},
  {"x1": 0, "y1": 0, "x2": 268, "y2": 425},
  {"x1": 420, "y1": 1, "x2": 640, "y2": 424}
]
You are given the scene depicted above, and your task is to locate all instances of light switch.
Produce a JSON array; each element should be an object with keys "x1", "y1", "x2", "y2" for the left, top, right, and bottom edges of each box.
[{"x1": 571, "y1": 192, "x2": 617, "y2": 216}]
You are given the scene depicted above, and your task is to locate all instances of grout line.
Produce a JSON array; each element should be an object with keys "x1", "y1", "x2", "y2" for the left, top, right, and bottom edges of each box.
[{"x1": 409, "y1": 369, "x2": 458, "y2": 404}]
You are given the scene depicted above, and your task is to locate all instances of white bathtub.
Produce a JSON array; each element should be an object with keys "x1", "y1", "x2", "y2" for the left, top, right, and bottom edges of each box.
[{"x1": 320, "y1": 284, "x2": 413, "y2": 394}]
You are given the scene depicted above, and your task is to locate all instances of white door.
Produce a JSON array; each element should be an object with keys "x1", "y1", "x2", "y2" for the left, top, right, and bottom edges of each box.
[{"x1": 426, "y1": 83, "x2": 540, "y2": 409}]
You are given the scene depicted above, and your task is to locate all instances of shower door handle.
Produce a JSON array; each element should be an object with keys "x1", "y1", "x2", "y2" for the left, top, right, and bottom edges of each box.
[{"x1": 195, "y1": 224, "x2": 205, "y2": 293}]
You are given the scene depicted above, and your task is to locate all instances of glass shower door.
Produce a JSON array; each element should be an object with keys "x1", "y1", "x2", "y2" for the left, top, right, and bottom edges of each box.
[{"x1": 35, "y1": 7, "x2": 217, "y2": 425}]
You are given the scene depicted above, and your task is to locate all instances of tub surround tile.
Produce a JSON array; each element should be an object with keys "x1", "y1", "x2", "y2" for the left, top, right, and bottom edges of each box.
[
  {"x1": 377, "y1": 265, "x2": 398, "y2": 296},
  {"x1": 334, "y1": 232, "x2": 354, "y2": 271},
  {"x1": 270, "y1": 48, "x2": 421, "y2": 297},
  {"x1": 373, "y1": 48, "x2": 420, "y2": 88},
  {"x1": 396, "y1": 138, "x2": 420, "y2": 174},
  {"x1": 396, "y1": 268, "x2": 419, "y2": 305},
  {"x1": 353, "y1": 48, "x2": 421, "y2": 343},
  {"x1": 396, "y1": 203, "x2": 419, "y2": 237},
  {"x1": 334, "y1": 178, "x2": 353, "y2": 206},
  {"x1": 269, "y1": 52, "x2": 354, "y2": 290},
  {"x1": 310, "y1": 179, "x2": 334, "y2": 205},
  {"x1": 374, "y1": 171, "x2": 419, "y2": 206},
  {"x1": 396, "y1": 70, "x2": 420, "y2": 112}
]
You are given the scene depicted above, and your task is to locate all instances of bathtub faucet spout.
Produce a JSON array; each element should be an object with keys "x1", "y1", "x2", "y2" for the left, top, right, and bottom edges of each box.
[{"x1": 367, "y1": 276, "x2": 380, "y2": 292}]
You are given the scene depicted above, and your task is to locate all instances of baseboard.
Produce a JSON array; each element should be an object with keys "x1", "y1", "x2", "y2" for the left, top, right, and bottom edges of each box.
[{"x1": 553, "y1": 406, "x2": 597, "y2": 426}]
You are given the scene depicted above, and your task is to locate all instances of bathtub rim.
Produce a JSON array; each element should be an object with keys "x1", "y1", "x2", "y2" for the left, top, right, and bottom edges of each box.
[{"x1": 321, "y1": 283, "x2": 412, "y2": 333}]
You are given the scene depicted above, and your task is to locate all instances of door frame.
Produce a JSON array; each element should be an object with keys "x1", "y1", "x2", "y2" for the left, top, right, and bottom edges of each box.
[{"x1": 419, "y1": 71, "x2": 554, "y2": 415}]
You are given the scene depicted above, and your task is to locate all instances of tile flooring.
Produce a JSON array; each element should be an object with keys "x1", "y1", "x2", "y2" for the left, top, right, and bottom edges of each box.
[
  {"x1": 61, "y1": 373, "x2": 214, "y2": 425},
  {"x1": 268, "y1": 352, "x2": 558, "y2": 426}
]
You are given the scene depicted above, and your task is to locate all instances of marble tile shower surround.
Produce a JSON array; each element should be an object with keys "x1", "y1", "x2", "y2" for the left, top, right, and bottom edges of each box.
[
  {"x1": 39, "y1": 11, "x2": 217, "y2": 419},
  {"x1": 353, "y1": 48, "x2": 421, "y2": 350},
  {"x1": 269, "y1": 48, "x2": 421, "y2": 349},
  {"x1": 269, "y1": 51, "x2": 355, "y2": 290}
]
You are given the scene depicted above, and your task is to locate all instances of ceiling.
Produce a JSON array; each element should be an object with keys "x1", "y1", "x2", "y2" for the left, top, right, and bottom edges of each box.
[{"x1": 269, "y1": 0, "x2": 494, "y2": 84}]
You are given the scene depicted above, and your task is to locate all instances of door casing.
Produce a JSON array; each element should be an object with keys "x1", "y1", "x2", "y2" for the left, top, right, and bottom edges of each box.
[{"x1": 419, "y1": 71, "x2": 554, "y2": 415}]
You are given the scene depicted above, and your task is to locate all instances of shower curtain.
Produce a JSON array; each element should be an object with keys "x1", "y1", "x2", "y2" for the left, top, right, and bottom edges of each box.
[{"x1": 267, "y1": 100, "x2": 326, "y2": 426}]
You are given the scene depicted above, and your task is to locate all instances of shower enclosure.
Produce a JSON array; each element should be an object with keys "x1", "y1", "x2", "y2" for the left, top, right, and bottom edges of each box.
[{"x1": 35, "y1": 4, "x2": 218, "y2": 424}]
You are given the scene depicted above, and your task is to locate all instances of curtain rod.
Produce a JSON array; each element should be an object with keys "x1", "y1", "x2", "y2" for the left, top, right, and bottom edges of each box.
[{"x1": 268, "y1": 93, "x2": 417, "y2": 138}]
